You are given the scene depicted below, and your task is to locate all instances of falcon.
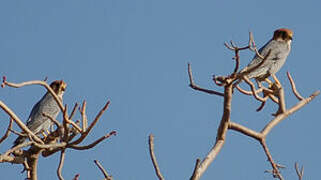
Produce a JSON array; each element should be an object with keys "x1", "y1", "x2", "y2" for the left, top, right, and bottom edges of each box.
[
  {"x1": 238, "y1": 28, "x2": 293, "y2": 83},
  {"x1": 12, "y1": 80, "x2": 66, "y2": 147}
]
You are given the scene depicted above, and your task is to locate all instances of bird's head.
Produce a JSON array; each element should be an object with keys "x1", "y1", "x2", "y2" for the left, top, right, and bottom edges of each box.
[
  {"x1": 273, "y1": 28, "x2": 293, "y2": 43},
  {"x1": 50, "y1": 80, "x2": 67, "y2": 97}
]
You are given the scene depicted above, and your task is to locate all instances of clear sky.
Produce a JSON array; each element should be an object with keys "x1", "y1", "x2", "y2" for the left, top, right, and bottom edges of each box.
[{"x1": 0, "y1": 0, "x2": 320, "y2": 179}]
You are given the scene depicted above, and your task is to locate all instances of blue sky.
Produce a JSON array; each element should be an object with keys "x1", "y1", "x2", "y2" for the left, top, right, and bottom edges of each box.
[{"x1": 0, "y1": 0, "x2": 320, "y2": 179}]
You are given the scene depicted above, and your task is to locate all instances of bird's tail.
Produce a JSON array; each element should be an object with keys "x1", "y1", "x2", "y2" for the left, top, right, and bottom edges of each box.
[{"x1": 12, "y1": 136, "x2": 27, "y2": 148}]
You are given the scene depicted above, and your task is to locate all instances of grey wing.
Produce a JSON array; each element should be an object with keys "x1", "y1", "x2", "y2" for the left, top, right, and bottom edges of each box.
[
  {"x1": 246, "y1": 39, "x2": 274, "y2": 69},
  {"x1": 25, "y1": 97, "x2": 47, "y2": 133},
  {"x1": 26, "y1": 99, "x2": 42, "y2": 125}
]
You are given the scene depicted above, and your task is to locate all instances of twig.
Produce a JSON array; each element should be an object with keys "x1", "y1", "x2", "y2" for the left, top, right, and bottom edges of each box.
[
  {"x1": 260, "y1": 139, "x2": 284, "y2": 180},
  {"x1": 69, "y1": 131, "x2": 116, "y2": 150},
  {"x1": 243, "y1": 77, "x2": 268, "y2": 102},
  {"x1": 63, "y1": 105, "x2": 82, "y2": 133},
  {"x1": 287, "y1": 72, "x2": 304, "y2": 100},
  {"x1": 57, "y1": 150, "x2": 65, "y2": 180},
  {"x1": 295, "y1": 162, "x2": 304, "y2": 180},
  {"x1": 235, "y1": 85, "x2": 264, "y2": 95},
  {"x1": 70, "y1": 101, "x2": 111, "y2": 146},
  {"x1": 43, "y1": 113, "x2": 61, "y2": 128},
  {"x1": 148, "y1": 134, "x2": 165, "y2": 180},
  {"x1": 94, "y1": 160, "x2": 113, "y2": 180},
  {"x1": 187, "y1": 63, "x2": 224, "y2": 96},
  {"x1": 0, "y1": 118, "x2": 13, "y2": 144},
  {"x1": 9, "y1": 129, "x2": 26, "y2": 136},
  {"x1": 80, "y1": 101, "x2": 88, "y2": 132},
  {"x1": 271, "y1": 77, "x2": 286, "y2": 115},
  {"x1": 69, "y1": 103, "x2": 79, "y2": 121}
]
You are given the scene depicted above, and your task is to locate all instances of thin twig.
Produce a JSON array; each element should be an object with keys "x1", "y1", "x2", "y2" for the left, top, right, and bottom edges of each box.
[
  {"x1": 43, "y1": 113, "x2": 61, "y2": 128},
  {"x1": 57, "y1": 150, "x2": 65, "y2": 180},
  {"x1": 70, "y1": 101, "x2": 111, "y2": 146},
  {"x1": 69, "y1": 131, "x2": 116, "y2": 150},
  {"x1": 69, "y1": 103, "x2": 79, "y2": 121},
  {"x1": 187, "y1": 63, "x2": 224, "y2": 96},
  {"x1": 243, "y1": 77, "x2": 268, "y2": 102},
  {"x1": 260, "y1": 139, "x2": 284, "y2": 180},
  {"x1": 295, "y1": 162, "x2": 304, "y2": 180},
  {"x1": 80, "y1": 101, "x2": 88, "y2": 132},
  {"x1": 94, "y1": 160, "x2": 113, "y2": 180},
  {"x1": 235, "y1": 85, "x2": 264, "y2": 95},
  {"x1": 287, "y1": 72, "x2": 304, "y2": 100},
  {"x1": 63, "y1": 104, "x2": 82, "y2": 133},
  {"x1": 148, "y1": 134, "x2": 165, "y2": 180},
  {"x1": 0, "y1": 118, "x2": 13, "y2": 144}
]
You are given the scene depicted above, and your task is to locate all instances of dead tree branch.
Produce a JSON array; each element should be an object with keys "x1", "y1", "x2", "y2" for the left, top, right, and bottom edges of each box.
[
  {"x1": 94, "y1": 160, "x2": 113, "y2": 180},
  {"x1": 57, "y1": 150, "x2": 65, "y2": 180},
  {"x1": 295, "y1": 162, "x2": 304, "y2": 180},
  {"x1": 0, "y1": 118, "x2": 13, "y2": 144},
  {"x1": 148, "y1": 134, "x2": 165, "y2": 180},
  {"x1": 187, "y1": 63, "x2": 224, "y2": 96}
]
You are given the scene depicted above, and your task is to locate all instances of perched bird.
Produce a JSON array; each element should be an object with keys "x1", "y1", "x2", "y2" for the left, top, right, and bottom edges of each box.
[
  {"x1": 12, "y1": 80, "x2": 67, "y2": 147},
  {"x1": 238, "y1": 28, "x2": 293, "y2": 83}
]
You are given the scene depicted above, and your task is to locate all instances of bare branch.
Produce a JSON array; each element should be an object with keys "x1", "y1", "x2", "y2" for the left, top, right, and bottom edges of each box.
[
  {"x1": 260, "y1": 139, "x2": 284, "y2": 180},
  {"x1": 236, "y1": 84, "x2": 264, "y2": 95},
  {"x1": 191, "y1": 83, "x2": 233, "y2": 180},
  {"x1": 57, "y1": 150, "x2": 65, "y2": 180},
  {"x1": 0, "y1": 118, "x2": 13, "y2": 144},
  {"x1": 228, "y1": 122, "x2": 263, "y2": 140},
  {"x1": 0, "y1": 101, "x2": 44, "y2": 144},
  {"x1": 287, "y1": 72, "x2": 304, "y2": 100},
  {"x1": 295, "y1": 162, "x2": 304, "y2": 180},
  {"x1": 80, "y1": 101, "x2": 88, "y2": 132},
  {"x1": 69, "y1": 131, "x2": 116, "y2": 150},
  {"x1": 70, "y1": 101, "x2": 111, "y2": 146},
  {"x1": 69, "y1": 103, "x2": 79, "y2": 121},
  {"x1": 187, "y1": 63, "x2": 224, "y2": 96},
  {"x1": 261, "y1": 90, "x2": 319, "y2": 136},
  {"x1": 63, "y1": 104, "x2": 82, "y2": 133},
  {"x1": 2, "y1": 77, "x2": 65, "y2": 112},
  {"x1": 190, "y1": 159, "x2": 201, "y2": 180},
  {"x1": 43, "y1": 113, "x2": 61, "y2": 128},
  {"x1": 243, "y1": 77, "x2": 268, "y2": 102},
  {"x1": 148, "y1": 134, "x2": 165, "y2": 180},
  {"x1": 94, "y1": 160, "x2": 113, "y2": 180}
]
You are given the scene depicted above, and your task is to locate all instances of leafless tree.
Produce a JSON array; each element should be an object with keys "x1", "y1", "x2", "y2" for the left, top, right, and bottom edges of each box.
[
  {"x1": 148, "y1": 32, "x2": 319, "y2": 180},
  {"x1": 0, "y1": 78, "x2": 116, "y2": 180}
]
